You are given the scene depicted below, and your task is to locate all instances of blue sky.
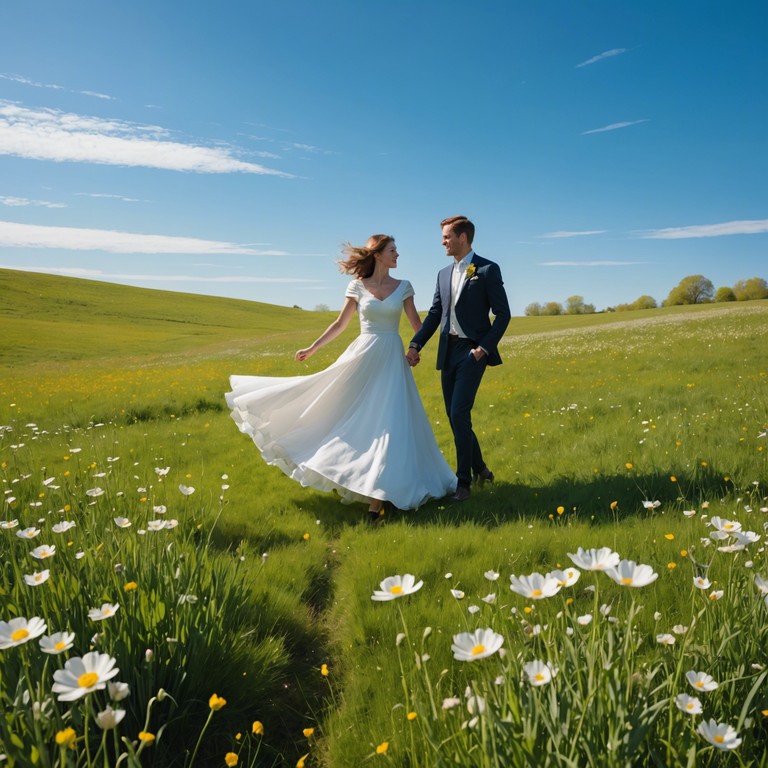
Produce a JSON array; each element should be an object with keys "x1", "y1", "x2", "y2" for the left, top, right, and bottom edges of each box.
[{"x1": 1, "y1": 0, "x2": 766, "y2": 315}]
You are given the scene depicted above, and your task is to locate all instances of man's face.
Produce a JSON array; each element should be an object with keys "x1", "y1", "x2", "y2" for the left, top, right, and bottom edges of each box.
[{"x1": 442, "y1": 225, "x2": 466, "y2": 259}]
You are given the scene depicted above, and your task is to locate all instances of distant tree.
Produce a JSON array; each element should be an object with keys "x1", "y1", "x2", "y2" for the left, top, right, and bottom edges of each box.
[
  {"x1": 564, "y1": 295, "x2": 595, "y2": 315},
  {"x1": 314, "y1": 303, "x2": 331, "y2": 312},
  {"x1": 664, "y1": 275, "x2": 714, "y2": 306},
  {"x1": 292, "y1": 304, "x2": 303, "y2": 310},
  {"x1": 631, "y1": 295, "x2": 657, "y2": 310},
  {"x1": 714, "y1": 286, "x2": 737, "y2": 303},
  {"x1": 541, "y1": 301, "x2": 563, "y2": 316},
  {"x1": 524, "y1": 302, "x2": 542, "y2": 316},
  {"x1": 732, "y1": 277, "x2": 768, "y2": 301},
  {"x1": 565, "y1": 295, "x2": 585, "y2": 315}
]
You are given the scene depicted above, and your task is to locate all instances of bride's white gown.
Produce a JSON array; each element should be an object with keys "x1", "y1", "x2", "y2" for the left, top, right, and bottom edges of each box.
[{"x1": 225, "y1": 279, "x2": 457, "y2": 510}]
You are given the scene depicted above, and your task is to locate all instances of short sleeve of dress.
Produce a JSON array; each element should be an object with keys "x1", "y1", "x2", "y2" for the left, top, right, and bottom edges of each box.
[
  {"x1": 401, "y1": 280, "x2": 415, "y2": 301},
  {"x1": 345, "y1": 279, "x2": 362, "y2": 301}
]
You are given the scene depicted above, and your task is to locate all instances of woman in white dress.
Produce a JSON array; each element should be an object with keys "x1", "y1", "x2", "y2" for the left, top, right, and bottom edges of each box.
[{"x1": 225, "y1": 234, "x2": 457, "y2": 521}]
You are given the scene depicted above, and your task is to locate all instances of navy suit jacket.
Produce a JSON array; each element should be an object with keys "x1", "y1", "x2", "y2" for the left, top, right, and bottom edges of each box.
[{"x1": 411, "y1": 253, "x2": 511, "y2": 369}]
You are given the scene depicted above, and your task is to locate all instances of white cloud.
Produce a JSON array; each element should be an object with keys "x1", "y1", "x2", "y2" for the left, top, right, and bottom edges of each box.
[
  {"x1": 576, "y1": 49, "x2": 627, "y2": 68},
  {"x1": 540, "y1": 230, "x2": 607, "y2": 238},
  {"x1": 74, "y1": 192, "x2": 146, "y2": 203},
  {"x1": 539, "y1": 261, "x2": 649, "y2": 267},
  {"x1": 0, "y1": 101, "x2": 292, "y2": 176},
  {"x1": 641, "y1": 219, "x2": 768, "y2": 239},
  {"x1": 0, "y1": 264, "x2": 319, "y2": 284},
  {"x1": 0, "y1": 72, "x2": 114, "y2": 100},
  {"x1": 0, "y1": 196, "x2": 65, "y2": 209},
  {"x1": 0, "y1": 220, "x2": 287, "y2": 255},
  {"x1": 582, "y1": 120, "x2": 648, "y2": 135}
]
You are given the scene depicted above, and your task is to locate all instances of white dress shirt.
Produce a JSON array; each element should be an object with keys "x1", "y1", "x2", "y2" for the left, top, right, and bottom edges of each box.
[{"x1": 449, "y1": 251, "x2": 474, "y2": 337}]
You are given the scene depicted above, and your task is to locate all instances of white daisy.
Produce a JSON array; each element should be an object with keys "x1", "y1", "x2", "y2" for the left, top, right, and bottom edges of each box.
[
  {"x1": 23, "y1": 570, "x2": 50, "y2": 586},
  {"x1": 52, "y1": 652, "x2": 120, "y2": 701},
  {"x1": 40, "y1": 631, "x2": 76, "y2": 655},
  {"x1": 451, "y1": 628, "x2": 504, "y2": 661},
  {"x1": 567, "y1": 547, "x2": 620, "y2": 571},
  {"x1": 88, "y1": 603, "x2": 120, "y2": 621},
  {"x1": 370, "y1": 574, "x2": 423, "y2": 601},
  {"x1": 522, "y1": 659, "x2": 558, "y2": 686},
  {"x1": 0, "y1": 616, "x2": 47, "y2": 649}
]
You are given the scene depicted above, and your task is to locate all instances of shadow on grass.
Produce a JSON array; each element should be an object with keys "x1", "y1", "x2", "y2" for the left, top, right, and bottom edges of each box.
[
  {"x1": 281, "y1": 465, "x2": 742, "y2": 534},
  {"x1": 409, "y1": 466, "x2": 739, "y2": 528}
]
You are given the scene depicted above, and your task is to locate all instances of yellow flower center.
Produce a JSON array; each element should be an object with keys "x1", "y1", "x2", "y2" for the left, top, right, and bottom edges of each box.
[
  {"x1": 714, "y1": 736, "x2": 724, "y2": 744},
  {"x1": 531, "y1": 589, "x2": 542, "y2": 597},
  {"x1": 535, "y1": 673, "x2": 545, "y2": 681},
  {"x1": 78, "y1": 672, "x2": 99, "y2": 688},
  {"x1": 724, "y1": 524, "x2": 733, "y2": 530},
  {"x1": 471, "y1": 644, "x2": 486, "y2": 656},
  {"x1": 54, "y1": 641, "x2": 66, "y2": 651},
  {"x1": 686, "y1": 704, "x2": 695, "y2": 710},
  {"x1": 389, "y1": 585, "x2": 403, "y2": 595},
  {"x1": 622, "y1": 577, "x2": 633, "y2": 585},
  {"x1": 11, "y1": 628, "x2": 29, "y2": 642},
  {"x1": 695, "y1": 681, "x2": 704, "y2": 688}
]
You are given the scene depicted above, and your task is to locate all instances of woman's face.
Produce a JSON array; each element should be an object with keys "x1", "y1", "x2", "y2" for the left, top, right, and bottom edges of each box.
[{"x1": 378, "y1": 240, "x2": 399, "y2": 268}]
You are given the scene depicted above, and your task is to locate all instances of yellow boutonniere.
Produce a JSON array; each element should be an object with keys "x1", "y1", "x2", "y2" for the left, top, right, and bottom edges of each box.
[{"x1": 464, "y1": 263, "x2": 477, "y2": 280}]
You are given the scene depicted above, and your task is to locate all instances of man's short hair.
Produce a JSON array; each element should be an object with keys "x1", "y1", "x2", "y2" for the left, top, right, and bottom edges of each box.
[{"x1": 441, "y1": 215, "x2": 475, "y2": 246}]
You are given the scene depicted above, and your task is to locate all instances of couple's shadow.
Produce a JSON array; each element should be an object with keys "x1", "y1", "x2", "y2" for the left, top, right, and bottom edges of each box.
[{"x1": 298, "y1": 464, "x2": 735, "y2": 533}]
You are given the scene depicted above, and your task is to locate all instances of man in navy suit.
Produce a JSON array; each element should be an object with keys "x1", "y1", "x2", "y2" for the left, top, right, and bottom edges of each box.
[{"x1": 406, "y1": 216, "x2": 511, "y2": 501}]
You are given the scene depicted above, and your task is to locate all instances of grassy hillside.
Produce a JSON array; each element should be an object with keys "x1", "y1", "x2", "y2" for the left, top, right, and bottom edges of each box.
[
  {"x1": 0, "y1": 267, "x2": 327, "y2": 366},
  {"x1": 1, "y1": 270, "x2": 767, "y2": 766}
]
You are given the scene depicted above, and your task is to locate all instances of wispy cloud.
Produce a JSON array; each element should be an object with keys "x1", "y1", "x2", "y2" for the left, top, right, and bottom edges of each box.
[
  {"x1": 576, "y1": 48, "x2": 627, "y2": 68},
  {"x1": 539, "y1": 230, "x2": 607, "y2": 238},
  {"x1": 0, "y1": 196, "x2": 65, "y2": 209},
  {"x1": 641, "y1": 219, "x2": 768, "y2": 239},
  {"x1": 0, "y1": 220, "x2": 288, "y2": 255},
  {"x1": 582, "y1": 119, "x2": 648, "y2": 135},
  {"x1": 74, "y1": 192, "x2": 147, "y2": 203},
  {"x1": 0, "y1": 72, "x2": 114, "y2": 100},
  {"x1": 0, "y1": 101, "x2": 293, "y2": 176},
  {"x1": 539, "y1": 261, "x2": 649, "y2": 267},
  {"x1": 0, "y1": 264, "x2": 319, "y2": 284}
]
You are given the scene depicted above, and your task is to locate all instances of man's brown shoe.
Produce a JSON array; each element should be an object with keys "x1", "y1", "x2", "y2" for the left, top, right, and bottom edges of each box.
[{"x1": 450, "y1": 486, "x2": 471, "y2": 502}]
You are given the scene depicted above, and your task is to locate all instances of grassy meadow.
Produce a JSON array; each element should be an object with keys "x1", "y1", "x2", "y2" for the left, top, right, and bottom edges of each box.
[{"x1": 1, "y1": 267, "x2": 767, "y2": 767}]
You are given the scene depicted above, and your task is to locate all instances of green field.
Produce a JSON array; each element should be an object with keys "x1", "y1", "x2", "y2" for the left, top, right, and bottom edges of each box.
[{"x1": 1, "y1": 268, "x2": 766, "y2": 767}]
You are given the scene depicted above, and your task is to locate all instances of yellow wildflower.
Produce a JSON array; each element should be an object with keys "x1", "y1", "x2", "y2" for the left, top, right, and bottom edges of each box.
[
  {"x1": 55, "y1": 728, "x2": 76, "y2": 749},
  {"x1": 209, "y1": 693, "x2": 227, "y2": 711}
]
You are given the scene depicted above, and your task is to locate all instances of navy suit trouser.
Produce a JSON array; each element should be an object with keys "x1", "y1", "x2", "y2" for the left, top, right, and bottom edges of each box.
[{"x1": 441, "y1": 336, "x2": 488, "y2": 488}]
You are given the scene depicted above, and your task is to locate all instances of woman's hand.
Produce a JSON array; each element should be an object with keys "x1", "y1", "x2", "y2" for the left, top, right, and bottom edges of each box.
[{"x1": 295, "y1": 347, "x2": 314, "y2": 362}]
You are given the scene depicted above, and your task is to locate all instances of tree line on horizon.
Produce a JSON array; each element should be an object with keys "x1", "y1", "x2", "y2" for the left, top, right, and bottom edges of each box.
[{"x1": 524, "y1": 274, "x2": 768, "y2": 316}]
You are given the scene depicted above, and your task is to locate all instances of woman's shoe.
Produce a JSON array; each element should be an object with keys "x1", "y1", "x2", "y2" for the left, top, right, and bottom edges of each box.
[{"x1": 367, "y1": 502, "x2": 386, "y2": 524}]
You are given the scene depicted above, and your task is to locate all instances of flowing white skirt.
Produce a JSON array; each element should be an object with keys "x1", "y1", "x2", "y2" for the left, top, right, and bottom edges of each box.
[{"x1": 225, "y1": 332, "x2": 457, "y2": 509}]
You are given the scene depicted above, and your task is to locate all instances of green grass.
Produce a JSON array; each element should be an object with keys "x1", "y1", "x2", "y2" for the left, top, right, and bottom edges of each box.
[{"x1": 1, "y1": 270, "x2": 767, "y2": 766}]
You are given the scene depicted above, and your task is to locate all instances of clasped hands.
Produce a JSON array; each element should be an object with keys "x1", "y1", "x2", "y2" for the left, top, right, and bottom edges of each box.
[{"x1": 406, "y1": 347, "x2": 486, "y2": 367}]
